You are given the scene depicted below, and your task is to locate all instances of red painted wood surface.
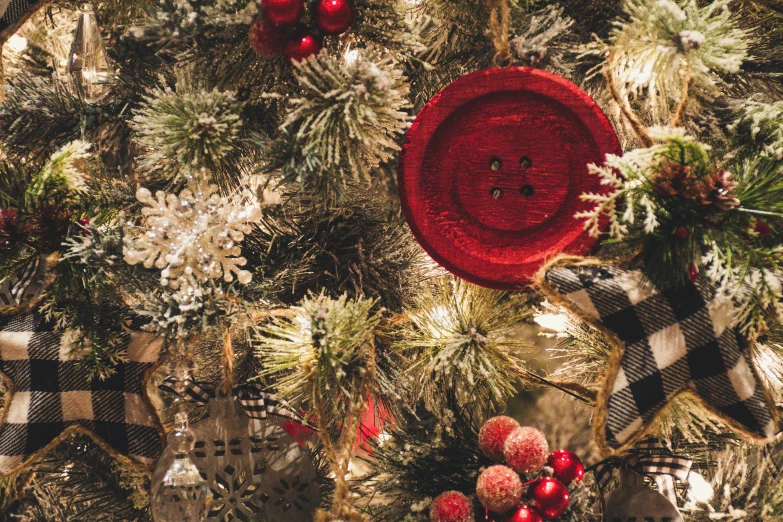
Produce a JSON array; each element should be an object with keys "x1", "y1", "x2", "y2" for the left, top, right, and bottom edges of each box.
[{"x1": 399, "y1": 67, "x2": 621, "y2": 289}]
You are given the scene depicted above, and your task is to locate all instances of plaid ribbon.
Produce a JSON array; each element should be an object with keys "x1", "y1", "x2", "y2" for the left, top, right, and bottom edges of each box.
[
  {"x1": 159, "y1": 377, "x2": 317, "y2": 430},
  {"x1": 594, "y1": 441, "x2": 692, "y2": 506}
]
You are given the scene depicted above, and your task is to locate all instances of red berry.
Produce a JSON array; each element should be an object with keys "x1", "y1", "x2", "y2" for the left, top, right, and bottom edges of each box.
[
  {"x1": 430, "y1": 491, "x2": 475, "y2": 522},
  {"x1": 674, "y1": 227, "x2": 688, "y2": 240},
  {"x1": 315, "y1": 0, "x2": 354, "y2": 35},
  {"x1": 754, "y1": 220, "x2": 772, "y2": 237},
  {"x1": 530, "y1": 477, "x2": 569, "y2": 520},
  {"x1": 689, "y1": 264, "x2": 698, "y2": 281},
  {"x1": 248, "y1": 17, "x2": 288, "y2": 58},
  {"x1": 479, "y1": 416, "x2": 520, "y2": 462},
  {"x1": 545, "y1": 449, "x2": 584, "y2": 486},
  {"x1": 284, "y1": 34, "x2": 321, "y2": 63},
  {"x1": 476, "y1": 465, "x2": 523, "y2": 514},
  {"x1": 503, "y1": 427, "x2": 549, "y2": 474},
  {"x1": 505, "y1": 505, "x2": 544, "y2": 522},
  {"x1": 262, "y1": 0, "x2": 303, "y2": 26}
]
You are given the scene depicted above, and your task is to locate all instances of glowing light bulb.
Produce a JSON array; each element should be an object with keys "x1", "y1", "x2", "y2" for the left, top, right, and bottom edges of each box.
[
  {"x1": 6, "y1": 34, "x2": 28, "y2": 54},
  {"x1": 534, "y1": 313, "x2": 569, "y2": 333},
  {"x1": 687, "y1": 471, "x2": 714, "y2": 504},
  {"x1": 343, "y1": 47, "x2": 359, "y2": 65}
]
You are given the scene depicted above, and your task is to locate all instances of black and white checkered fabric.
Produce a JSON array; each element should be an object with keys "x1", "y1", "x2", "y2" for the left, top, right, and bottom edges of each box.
[
  {"x1": 158, "y1": 376, "x2": 216, "y2": 404},
  {"x1": 0, "y1": 258, "x2": 46, "y2": 309},
  {"x1": 159, "y1": 377, "x2": 318, "y2": 430},
  {"x1": 0, "y1": 0, "x2": 39, "y2": 36},
  {"x1": 545, "y1": 264, "x2": 777, "y2": 449},
  {"x1": 0, "y1": 313, "x2": 163, "y2": 474},
  {"x1": 594, "y1": 439, "x2": 691, "y2": 505},
  {"x1": 236, "y1": 382, "x2": 317, "y2": 429}
]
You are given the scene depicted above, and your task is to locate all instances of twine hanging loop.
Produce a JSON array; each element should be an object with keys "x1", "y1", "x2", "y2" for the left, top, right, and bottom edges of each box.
[{"x1": 488, "y1": 0, "x2": 512, "y2": 66}]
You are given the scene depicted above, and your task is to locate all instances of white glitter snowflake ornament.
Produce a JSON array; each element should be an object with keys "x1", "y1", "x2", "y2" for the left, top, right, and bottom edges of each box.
[{"x1": 124, "y1": 183, "x2": 261, "y2": 290}]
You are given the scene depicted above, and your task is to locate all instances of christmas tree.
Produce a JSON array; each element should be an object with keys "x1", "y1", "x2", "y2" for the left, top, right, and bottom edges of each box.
[{"x1": 1, "y1": 0, "x2": 783, "y2": 520}]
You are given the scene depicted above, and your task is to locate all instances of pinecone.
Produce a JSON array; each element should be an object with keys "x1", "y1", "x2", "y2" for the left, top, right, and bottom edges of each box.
[
  {"x1": 652, "y1": 161, "x2": 701, "y2": 201},
  {"x1": 697, "y1": 169, "x2": 740, "y2": 211},
  {"x1": 27, "y1": 204, "x2": 72, "y2": 252},
  {"x1": 0, "y1": 208, "x2": 30, "y2": 249}
]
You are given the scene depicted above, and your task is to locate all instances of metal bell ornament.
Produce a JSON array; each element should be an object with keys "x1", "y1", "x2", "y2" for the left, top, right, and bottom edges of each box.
[
  {"x1": 151, "y1": 412, "x2": 212, "y2": 522},
  {"x1": 66, "y1": 4, "x2": 112, "y2": 103},
  {"x1": 603, "y1": 469, "x2": 684, "y2": 522},
  {"x1": 154, "y1": 392, "x2": 321, "y2": 521}
]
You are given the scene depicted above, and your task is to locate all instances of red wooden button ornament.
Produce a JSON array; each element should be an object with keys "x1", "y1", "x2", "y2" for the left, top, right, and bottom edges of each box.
[{"x1": 398, "y1": 67, "x2": 621, "y2": 289}]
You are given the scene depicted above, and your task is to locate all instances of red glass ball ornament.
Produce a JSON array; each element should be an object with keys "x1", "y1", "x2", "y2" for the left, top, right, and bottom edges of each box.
[
  {"x1": 755, "y1": 219, "x2": 772, "y2": 237},
  {"x1": 248, "y1": 17, "x2": 287, "y2": 58},
  {"x1": 530, "y1": 477, "x2": 569, "y2": 519},
  {"x1": 546, "y1": 449, "x2": 584, "y2": 486},
  {"x1": 430, "y1": 491, "x2": 475, "y2": 522},
  {"x1": 262, "y1": 0, "x2": 304, "y2": 26},
  {"x1": 479, "y1": 416, "x2": 520, "y2": 462},
  {"x1": 689, "y1": 264, "x2": 699, "y2": 281},
  {"x1": 315, "y1": 0, "x2": 354, "y2": 35},
  {"x1": 476, "y1": 465, "x2": 523, "y2": 513},
  {"x1": 284, "y1": 34, "x2": 321, "y2": 63},
  {"x1": 398, "y1": 67, "x2": 621, "y2": 289},
  {"x1": 503, "y1": 427, "x2": 549, "y2": 474},
  {"x1": 505, "y1": 505, "x2": 544, "y2": 522},
  {"x1": 674, "y1": 226, "x2": 688, "y2": 240}
]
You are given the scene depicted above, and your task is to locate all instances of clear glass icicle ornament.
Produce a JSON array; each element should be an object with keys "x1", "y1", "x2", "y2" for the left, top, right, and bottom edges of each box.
[
  {"x1": 66, "y1": 4, "x2": 112, "y2": 103},
  {"x1": 151, "y1": 411, "x2": 212, "y2": 522}
]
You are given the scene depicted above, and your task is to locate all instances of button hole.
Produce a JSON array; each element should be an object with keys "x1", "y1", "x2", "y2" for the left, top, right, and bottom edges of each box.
[
  {"x1": 520, "y1": 156, "x2": 532, "y2": 169},
  {"x1": 490, "y1": 158, "x2": 502, "y2": 171},
  {"x1": 521, "y1": 185, "x2": 534, "y2": 197},
  {"x1": 491, "y1": 187, "x2": 503, "y2": 199}
]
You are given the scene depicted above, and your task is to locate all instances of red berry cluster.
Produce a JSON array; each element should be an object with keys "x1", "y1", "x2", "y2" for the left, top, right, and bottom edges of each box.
[
  {"x1": 430, "y1": 417, "x2": 585, "y2": 522},
  {"x1": 248, "y1": 0, "x2": 355, "y2": 63}
]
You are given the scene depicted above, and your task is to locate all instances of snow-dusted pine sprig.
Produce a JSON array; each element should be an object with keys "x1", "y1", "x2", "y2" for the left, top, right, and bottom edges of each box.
[
  {"x1": 575, "y1": 127, "x2": 703, "y2": 239},
  {"x1": 731, "y1": 100, "x2": 783, "y2": 161},
  {"x1": 131, "y1": 78, "x2": 243, "y2": 182},
  {"x1": 26, "y1": 140, "x2": 92, "y2": 205},
  {"x1": 255, "y1": 292, "x2": 381, "y2": 423},
  {"x1": 682, "y1": 444, "x2": 783, "y2": 521},
  {"x1": 588, "y1": 0, "x2": 749, "y2": 124},
  {"x1": 271, "y1": 48, "x2": 412, "y2": 194},
  {"x1": 702, "y1": 241, "x2": 783, "y2": 341},
  {"x1": 511, "y1": 5, "x2": 573, "y2": 68},
  {"x1": 157, "y1": 0, "x2": 257, "y2": 34},
  {"x1": 397, "y1": 277, "x2": 530, "y2": 422}
]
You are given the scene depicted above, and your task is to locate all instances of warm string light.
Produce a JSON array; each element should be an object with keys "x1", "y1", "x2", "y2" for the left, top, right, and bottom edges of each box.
[
  {"x1": 534, "y1": 312, "x2": 569, "y2": 333},
  {"x1": 686, "y1": 471, "x2": 714, "y2": 504},
  {"x1": 5, "y1": 34, "x2": 28, "y2": 54}
]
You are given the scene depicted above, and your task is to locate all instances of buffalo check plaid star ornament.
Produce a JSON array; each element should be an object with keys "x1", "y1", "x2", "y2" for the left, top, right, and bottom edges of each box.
[
  {"x1": 0, "y1": 313, "x2": 164, "y2": 475},
  {"x1": 540, "y1": 258, "x2": 779, "y2": 454},
  {"x1": 0, "y1": 0, "x2": 46, "y2": 45}
]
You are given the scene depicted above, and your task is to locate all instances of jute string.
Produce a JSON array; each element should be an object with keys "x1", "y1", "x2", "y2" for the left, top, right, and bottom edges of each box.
[
  {"x1": 488, "y1": 0, "x2": 511, "y2": 66},
  {"x1": 605, "y1": 51, "x2": 693, "y2": 146}
]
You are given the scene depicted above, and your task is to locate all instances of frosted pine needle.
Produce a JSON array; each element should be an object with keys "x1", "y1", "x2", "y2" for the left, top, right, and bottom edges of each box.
[
  {"x1": 26, "y1": 140, "x2": 92, "y2": 204},
  {"x1": 731, "y1": 100, "x2": 783, "y2": 160},
  {"x1": 276, "y1": 48, "x2": 412, "y2": 192},
  {"x1": 131, "y1": 79, "x2": 243, "y2": 181},
  {"x1": 398, "y1": 278, "x2": 529, "y2": 417},
  {"x1": 255, "y1": 293, "x2": 381, "y2": 422},
  {"x1": 591, "y1": 0, "x2": 749, "y2": 124}
]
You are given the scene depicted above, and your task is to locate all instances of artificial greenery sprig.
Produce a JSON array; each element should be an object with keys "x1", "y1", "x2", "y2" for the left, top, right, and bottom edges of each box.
[{"x1": 578, "y1": 127, "x2": 783, "y2": 338}]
